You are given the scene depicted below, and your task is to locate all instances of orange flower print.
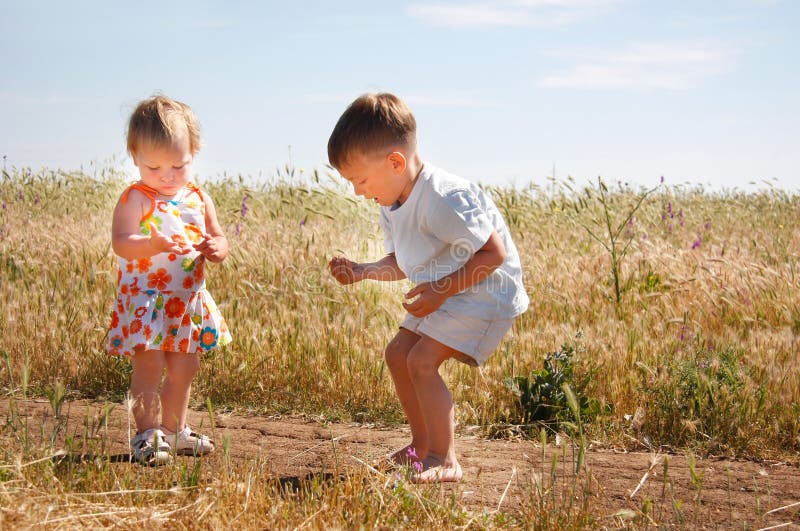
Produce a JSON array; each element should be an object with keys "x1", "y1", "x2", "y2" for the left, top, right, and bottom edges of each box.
[
  {"x1": 109, "y1": 335, "x2": 124, "y2": 352},
  {"x1": 165, "y1": 297, "x2": 186, "y2": 319},
  {"x1": 192, "y1": 329, "x2": 200, "y2": 342},
  {"x1": 162, "y1": 336, "x2": 176, "y2": 352},
  {"x1": 181, "y1": 314, "x2": 191, "y2": 327},
  {"x1": 171, "y1": 233, "x2": 187, "y2": 248},
  {"x1": 179, "y1": 338, "x2": 190, "y2": 352},
  {"x1": 117, "y1": 269, "x2": 123, "y2": 284},
  {"x1": 130, "y1": 319, "x2": 142, "y2": 334},
  {"x1": 134, "y1": 307, "x2": 147, "y2": 319},
  {"x1": 185, "y1": 224, "x2": 203, "y2": 244},
  {"x1": 143, "y1": 325, "x2": 152, "y2": 340},
  {"x1": 122, "y1": 325, "x2": 129, "y2": 338},
  {"x1": 193, "y1": 260, "x2": 204, "y2": 281},
  {"x1": 129, "y1": 278, "x2": 141, "y2": 297},
  {"x1": 120, "y1": 284, "x2": 129, "y2": 295},
  {"x1": 168, "y1": 253, "x2": 176, "y2": 261},
  {"x1": 110, "y1": 311, "x2": 119, "y2": 329},
  {"x1": 147, "y1": 268, "x2": 171, "y2": 290},
  {"x1": 157, "y1": 201, "x2": 168, "y2": 213},
  {"x1": 182, "y1": 276, "x2": 194, "y2": 289},
  {"x1": 136, "y1": 257, "x2": 152, "y2": 273},
  {"x1": 126, "y1": 262, "x2": 134, "y2": 273}
]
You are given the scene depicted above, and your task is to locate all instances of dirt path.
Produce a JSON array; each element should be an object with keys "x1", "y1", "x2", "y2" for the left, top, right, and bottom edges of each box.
[{"x1": 3, "y1": 398, "x2": 799, "y2": 528}]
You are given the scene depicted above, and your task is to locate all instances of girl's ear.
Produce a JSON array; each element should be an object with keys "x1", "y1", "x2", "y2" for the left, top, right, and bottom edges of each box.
[
  {"x1": 131, "y1": 152, "x2": 140, "y2": 168},
  {"x1": 387, "y1": 151, "x2": 407, "y2": 174}
]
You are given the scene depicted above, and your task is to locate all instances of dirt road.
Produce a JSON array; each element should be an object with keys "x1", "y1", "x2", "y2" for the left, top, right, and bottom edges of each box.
[{"x1": 2, "y1": 398, "x2": 798, "y2": 528}]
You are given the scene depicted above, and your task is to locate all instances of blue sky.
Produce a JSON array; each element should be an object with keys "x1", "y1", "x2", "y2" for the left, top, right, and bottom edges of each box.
[{"x1": 2, "y1": 1, "x2": 798, "y2": 190}]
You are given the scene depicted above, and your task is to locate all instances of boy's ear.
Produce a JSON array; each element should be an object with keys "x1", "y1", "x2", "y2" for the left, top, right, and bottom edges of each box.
[{"x1": 387, "y1": 152, "x2": 407, "y2": 174}]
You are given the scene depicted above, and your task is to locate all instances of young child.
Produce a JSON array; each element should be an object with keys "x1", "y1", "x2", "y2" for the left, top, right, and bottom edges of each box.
[
  {"x1": 108, "y1": 94, "x2": 231, "y2": 466},
  {"x1": 327, "y1": 93, "x2": 529, "y2": 483}
]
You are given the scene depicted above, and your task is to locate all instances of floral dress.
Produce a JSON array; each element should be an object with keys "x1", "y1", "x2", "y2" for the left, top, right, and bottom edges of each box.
[{"x1": 107, "y1": 182, "x2": 232, "y2": 357}]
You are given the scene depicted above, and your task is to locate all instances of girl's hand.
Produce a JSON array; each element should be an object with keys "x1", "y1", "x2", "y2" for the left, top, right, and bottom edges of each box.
[
  {"x1": 402, "y1": 281, "x2": 449, "y2": 317},
  {"x1": 194, "y1": 232, "x2": 227, "y2": 262},
  {"x1": 329, "y1": 256, "x2": 363, "y2": 285},
  {"x1": 149, "y1": 223, "x2": 190, "y2": 255}
]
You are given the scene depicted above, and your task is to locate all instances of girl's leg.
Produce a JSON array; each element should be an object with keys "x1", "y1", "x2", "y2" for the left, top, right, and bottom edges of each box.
[
  {"x1": 130, "y1": 349, "x2": 166, "y2": 433},
  {"x1": 160, "y1": 351, "x2": 200, "y2": 433},
  {"x1": 384, "y1": 328, "x2": 426, "y2": 462},
  {"x1": 406, "y1": 335, "x2": 463, "y2": 482}
]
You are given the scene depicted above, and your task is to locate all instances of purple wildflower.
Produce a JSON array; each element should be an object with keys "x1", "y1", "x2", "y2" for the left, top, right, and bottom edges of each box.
[
  {"x1": 667, "y1": 202, "x2": 674, "y2": 218},
  {"x1": 704, "y1": 222, "x2": 711, "y2": 231},
  {"x1": 34, "y1": 194, "x2": 40, "y2": 205},
  {"x1": 299, "y1": 217, "x2": 306, "y2": 227},
  {"x1": 235, "y1": 222, "x2": 241, "y2": 236},
  {"x1": 413, "y1": 461, "x2": 423, "y2": 473},
  {"x1": 660, "y1": 176, "x2": 665, "y2": 183},
  {"x1": 406, "y1": 447, "x2": 418, "y2": 459},
  {"x1": 691, "y1": 235, "x2": 702, "y2": 249},
  {"x1": 17, "y1": 190, "x2": 23, "y2": 201},
  {"x1": 240, "y1": 194, "x2": 249, "y2": 218}
]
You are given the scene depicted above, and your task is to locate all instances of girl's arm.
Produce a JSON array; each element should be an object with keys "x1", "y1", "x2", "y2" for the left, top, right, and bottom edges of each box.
[
  {"x1": 194, "y1": 191, "x2": 228, "y2": 263},
  {"x1": 329, "y1": 253, "x2": 406, "y2": 285},
  {"x1": 112, "y1": 190, "x2": 187, "y2": 260}
]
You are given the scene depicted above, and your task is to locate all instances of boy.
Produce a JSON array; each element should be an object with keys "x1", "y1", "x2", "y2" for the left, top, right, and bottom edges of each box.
[{"x1": 327, "y1": 93, "x2": 528, "y2": 483}]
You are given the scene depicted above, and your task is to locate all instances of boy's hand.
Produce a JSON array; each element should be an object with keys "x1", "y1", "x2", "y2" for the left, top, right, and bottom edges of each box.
[
  {"x1": 329, "y1": 256, "x2": 363, "y2": 285},
  {"x1": 149, "y1": 223, "x2": 190, "y2": 255},
  {"x1": 402, "y1": 281, "x2": 449, "y2": 317},
  {"x1": 194, "y1": 232, "x2": 226, "y2": 262}
]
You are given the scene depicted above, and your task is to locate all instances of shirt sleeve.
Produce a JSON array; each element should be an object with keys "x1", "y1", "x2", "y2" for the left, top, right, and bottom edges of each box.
[
  {"x1": 379, "y1": 208, "x2": 395, "y2": 254},
  {"x1": 428, "y1": 188, "x2": 494, "y2": 257}
]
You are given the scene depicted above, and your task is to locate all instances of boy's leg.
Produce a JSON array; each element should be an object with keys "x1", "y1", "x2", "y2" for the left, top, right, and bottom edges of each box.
[
  {"x1": 384, "y1": 328, "x2": 426, "y2": 461},
  {"x1": 130, "y1": 349, "x2": 166, "y2": 432},
  {"x1": 406, "y1": 335, "x2": 463, "y2": 483},
  {"x1": 160, "y1": 351, "x2": 200, "y2": 433}
]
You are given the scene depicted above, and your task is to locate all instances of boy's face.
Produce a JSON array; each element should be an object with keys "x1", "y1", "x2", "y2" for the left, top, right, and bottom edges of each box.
[
  {"x1": 338, "y1": 151, "x2": 412, "y2": 207},
  {"x1": 132, "y1": 137, "x2": 193, "y2": 197}
]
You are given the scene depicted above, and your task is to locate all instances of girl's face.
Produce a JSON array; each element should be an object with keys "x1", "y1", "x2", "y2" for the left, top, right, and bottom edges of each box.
[{"x1": 132, "y1": 138, "x2": 193, "y2": 197}]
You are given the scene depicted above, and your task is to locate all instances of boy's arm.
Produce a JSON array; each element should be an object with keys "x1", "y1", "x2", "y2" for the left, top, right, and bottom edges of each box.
[
  {"x1": 402, "y1": 230, "x2": 506, "y2": 317},
  {"x1": 329, "y1": 253, "x2": 406, "y2": 285}
]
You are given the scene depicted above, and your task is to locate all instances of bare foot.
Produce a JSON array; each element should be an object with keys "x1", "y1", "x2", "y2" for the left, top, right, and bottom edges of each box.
[{"x1": 411, "y1": 457, "x2": 463, "y2": 484}]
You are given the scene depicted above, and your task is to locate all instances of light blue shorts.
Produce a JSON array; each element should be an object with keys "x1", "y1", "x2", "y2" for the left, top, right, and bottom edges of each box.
[{"x1": 400, "y1": 310, "x2": 514, "y2": 367}]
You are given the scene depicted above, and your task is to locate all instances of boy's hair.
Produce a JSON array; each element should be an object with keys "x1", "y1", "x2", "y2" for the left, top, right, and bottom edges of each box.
[
  {"x1": 127, "y1": 94, "x2": 201, "y2": 156},
  {"x1": 327, "y1": 93, "x2": 416, "y2": 168}
]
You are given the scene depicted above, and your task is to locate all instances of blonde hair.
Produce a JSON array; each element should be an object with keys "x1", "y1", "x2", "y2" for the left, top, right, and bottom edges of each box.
[
  {"x1": 327, "y1": 93, "x2": 417, "y2": 168},
  {"x1": 126, "y1": 94, "x2": 201, "y2": 156}
]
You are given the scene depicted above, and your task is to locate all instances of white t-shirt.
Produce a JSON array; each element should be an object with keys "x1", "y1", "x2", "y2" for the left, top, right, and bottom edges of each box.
[{"x1": 379, "y1": 163, "x2": 529, "y2": 320}]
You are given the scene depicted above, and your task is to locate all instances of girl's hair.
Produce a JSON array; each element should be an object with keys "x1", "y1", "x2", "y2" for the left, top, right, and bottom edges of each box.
[
  {"x1": 327, "y1": 93, "x2": 416, "y2": 168},
  {"x1": 126, "y1": 94, "x2": 201, "y2": 156}
]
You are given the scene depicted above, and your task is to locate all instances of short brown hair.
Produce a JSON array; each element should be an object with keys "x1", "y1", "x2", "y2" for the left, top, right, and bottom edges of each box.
[
  {"x1": 327, "y1": 93, "x2": 416, "y2": 168},
  {"x1": 126, "y1": 94, "x2": 201, "y2": 156}
]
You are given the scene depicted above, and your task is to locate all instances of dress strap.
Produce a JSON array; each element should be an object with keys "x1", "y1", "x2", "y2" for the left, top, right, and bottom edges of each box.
[
  {"x1": 185, "y1": 182, "x2": 204, "y2": 202},
  {"x1": 121, "y1": 182, "x2": 159, "y2": 220}
]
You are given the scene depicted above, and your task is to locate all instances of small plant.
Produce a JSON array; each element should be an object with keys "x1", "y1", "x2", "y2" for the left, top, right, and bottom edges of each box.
[
  {"x1": 504, "y1": 339, "x2": 603, "y2": 432},
  {"x1": 574, "y1": 177, "x2": 659, "y2": 313}
]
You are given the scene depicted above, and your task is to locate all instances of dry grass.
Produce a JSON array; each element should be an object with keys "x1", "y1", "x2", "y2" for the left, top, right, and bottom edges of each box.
[{"x1": 1, "y1": 164, "x2": 798, "y2": 527}]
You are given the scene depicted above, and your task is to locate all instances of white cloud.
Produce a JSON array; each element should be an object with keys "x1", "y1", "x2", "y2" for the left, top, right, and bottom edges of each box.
[
  {"x1": 541, "y1": 42, "x2": 731, "y2": 90},
  {"x1": 407, "y1": 0, "x2": 623, "y2": 27}
]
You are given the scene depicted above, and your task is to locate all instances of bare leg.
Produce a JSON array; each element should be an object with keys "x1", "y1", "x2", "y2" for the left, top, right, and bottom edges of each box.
[
  {"x1": 383, "y1": 328, "x2": 426, "y2": 463},
  {"x1": 130, "y1": 349, "x2": 166, "y2": 433},
  {"x1": 160, "y1": 351, "x2": 200, "y2": 434},
  {"x1": 406, "y1": 336, "x2": 463, "y2": 483}
]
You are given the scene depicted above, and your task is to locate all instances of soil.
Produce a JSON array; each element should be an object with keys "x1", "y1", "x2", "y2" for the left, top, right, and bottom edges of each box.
[{"x1": 2, "y1": 398, "x2": 799, "y2": 528}]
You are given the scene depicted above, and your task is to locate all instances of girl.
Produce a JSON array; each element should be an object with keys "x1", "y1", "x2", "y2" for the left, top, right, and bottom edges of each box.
[{"x1": 108, "y1": 94, "x2": 231, "y2": 466}]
